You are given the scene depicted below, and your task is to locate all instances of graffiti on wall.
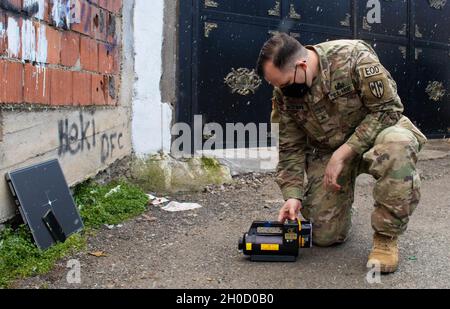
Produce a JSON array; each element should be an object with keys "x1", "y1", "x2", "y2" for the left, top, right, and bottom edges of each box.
[{"x1": 58, "y1": 112, "x2": 125, "y2": 164}]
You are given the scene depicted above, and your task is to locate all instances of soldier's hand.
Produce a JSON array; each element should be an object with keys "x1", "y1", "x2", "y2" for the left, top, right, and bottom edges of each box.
[
  {"x1": 324, "y1": 144, "x2": 356, "y2": 191},
  {"x1": 278, "y1": 199, "x2": 302, "y2": 223},
  {"x1": 324, "y1": 155, "x2": 344, "y2": 192}
]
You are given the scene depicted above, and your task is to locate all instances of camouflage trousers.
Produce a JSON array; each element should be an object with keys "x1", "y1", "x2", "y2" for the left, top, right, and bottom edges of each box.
[{"x1": 301, "y1": 119, "x2": 424, "y2": 247}]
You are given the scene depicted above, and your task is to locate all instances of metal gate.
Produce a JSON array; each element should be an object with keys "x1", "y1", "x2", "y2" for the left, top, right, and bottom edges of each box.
[{"x1": 178, "y1": 0, "x2": 450, "y2": 150}]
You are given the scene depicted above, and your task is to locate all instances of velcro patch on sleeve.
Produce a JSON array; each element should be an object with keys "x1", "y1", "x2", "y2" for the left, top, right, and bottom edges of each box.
[
  {"x1": 368, "y1": 79, "x2": 385, "y2": 99},
  {"x1": 360, "y1": 73, "x2": 395, "y2": 103},
  {"x1": 361, "y1": 64, "x2": 383, "y2": 78}
]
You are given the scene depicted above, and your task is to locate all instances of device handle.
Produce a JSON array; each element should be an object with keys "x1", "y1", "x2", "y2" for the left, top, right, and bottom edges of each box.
[
  {"x1": 247, "y1": 221, "x2": 284, "y2": 235},
  {"x1": 250, "y1": 221, "x2": 283, "y2": 229}
]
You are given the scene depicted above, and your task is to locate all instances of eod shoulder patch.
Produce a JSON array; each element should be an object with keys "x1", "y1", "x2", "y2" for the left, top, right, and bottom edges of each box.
[
  {"x1": 362, "y1": 64, "x2": 382, "y2": 78},
  {"x1": 358, "y1": 63, "x2": 395, "y2": 103}
]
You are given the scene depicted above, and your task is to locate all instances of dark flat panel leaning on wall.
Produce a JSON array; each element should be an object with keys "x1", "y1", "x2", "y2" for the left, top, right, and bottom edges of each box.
[{"x1": 178, "y1": 0, "x2": 450, "y2": 150}]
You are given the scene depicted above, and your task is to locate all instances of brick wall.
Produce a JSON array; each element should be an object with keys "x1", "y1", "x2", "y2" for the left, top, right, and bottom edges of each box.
[
  {"x1": 0, "y1": 0, "x2": 122, "y2": 107},
  {"x1": 0, "y1": 0, "x2": 132, "y2": 223}
]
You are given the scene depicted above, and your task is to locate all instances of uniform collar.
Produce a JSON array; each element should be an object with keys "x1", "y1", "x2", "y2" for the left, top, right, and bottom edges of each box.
[{"x1": 303, "y1": 44, "x2": 331, "y2": 104}]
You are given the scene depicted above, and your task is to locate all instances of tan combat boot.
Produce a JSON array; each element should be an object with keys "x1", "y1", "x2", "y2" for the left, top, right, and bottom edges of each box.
[{"x1": 367, "y1": 233, "x2": 399, "y2": 273}]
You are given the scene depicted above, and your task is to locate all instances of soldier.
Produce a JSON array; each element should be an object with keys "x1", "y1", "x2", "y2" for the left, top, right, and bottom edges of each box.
[{"x1": 256, "y1": 33, "x2": 427, "y2": 273}]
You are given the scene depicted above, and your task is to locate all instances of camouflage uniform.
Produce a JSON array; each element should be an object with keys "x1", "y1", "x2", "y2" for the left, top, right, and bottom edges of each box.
[{"x1": 271, "y1": 39, "x2": 427, "y2": 246}]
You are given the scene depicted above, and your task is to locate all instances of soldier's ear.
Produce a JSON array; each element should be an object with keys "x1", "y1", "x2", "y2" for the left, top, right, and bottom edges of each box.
[
  {"x1": 298, "y1": 60, "x2": 308, "y2": 71},
  {"x1": 293, "y1": 59, "x2": 305, "y2": 67}
]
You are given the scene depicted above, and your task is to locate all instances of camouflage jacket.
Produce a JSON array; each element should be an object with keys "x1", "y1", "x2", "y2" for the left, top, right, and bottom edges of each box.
[{"x1": 272, "y1": 39, "x2": 405, "y2": 201}]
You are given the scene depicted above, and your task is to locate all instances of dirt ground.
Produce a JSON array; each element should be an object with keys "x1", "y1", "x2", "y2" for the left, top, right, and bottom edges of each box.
[{"x1": 13, "y1": 154, "x2": 450, "y2": 289}]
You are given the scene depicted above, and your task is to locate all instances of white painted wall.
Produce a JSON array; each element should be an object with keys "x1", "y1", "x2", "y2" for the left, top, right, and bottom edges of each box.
[{"x1": 132, "y1": 0, "x2": 172, "y2": 156}]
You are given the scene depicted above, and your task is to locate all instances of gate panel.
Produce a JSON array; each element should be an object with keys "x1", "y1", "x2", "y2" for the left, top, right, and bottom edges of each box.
[
  {"x1": 202, "y1": 0, "x2": 284, "y2": 19},
  {"x1": 203, "y1": 0, "x2": 281, "y2": 19},
  {"x1": 179, "y1": 0, "x2": 450, "y2": 150},
  {"x1": 193, "y1": 0, "x2": 354, "y2": 148},
  {"x1": 412, "y1": 47, "x2": 450, "y2": 135},
  {"x1": 358, "y1": 0, "x2": 408, "y2": 37},
  {"x1": 197, "y1": 19, "x2": 274, "y2": 145},
  {"x1": 414, "y1": 0, "x2": 450, "y2": 43},
  {"x1": 292, "y1": 0, "x2": 352, "y2": 30},
  {"x1": 411, "y1": 1, "x2": 450, "y2": 136}
]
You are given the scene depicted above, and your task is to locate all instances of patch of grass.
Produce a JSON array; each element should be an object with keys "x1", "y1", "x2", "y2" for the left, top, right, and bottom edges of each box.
[
  {"x1": 0, "y1": 226, "x2": 85, "y2": 288},
  {"x1": 200, "y1": 157, "x2": 230, "y2": 185},
  {"x1": 200, "y1": 156, "x2": 221, "y2": 171},
  {"x1": 0, "y1": 179, "x2": 149, "y2": 288},
  {"x1": 74, "y1": 180, "x2": 149, "y2": 229}
]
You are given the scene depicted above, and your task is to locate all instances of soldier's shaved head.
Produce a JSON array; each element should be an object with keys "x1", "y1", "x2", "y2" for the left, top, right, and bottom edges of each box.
[{"x1": 256, "y1": 33, "x2": 308, "y2": 77}]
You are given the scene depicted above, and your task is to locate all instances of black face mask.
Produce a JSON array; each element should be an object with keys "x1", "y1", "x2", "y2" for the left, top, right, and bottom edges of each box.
[{"x1": 280, "y1": 65, "x2": 309, "y2": 98}]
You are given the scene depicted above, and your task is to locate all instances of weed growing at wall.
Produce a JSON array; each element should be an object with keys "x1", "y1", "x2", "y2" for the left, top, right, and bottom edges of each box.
[
  {"x1": 75, "y1": 180, "x2": 149, "y2": 229},
  {"x1": 0, "y1": 226, "x2": 85, "y2": 288},
  {"x1": 0, "y1": 180, "x2": 149, "y2": 288}
]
